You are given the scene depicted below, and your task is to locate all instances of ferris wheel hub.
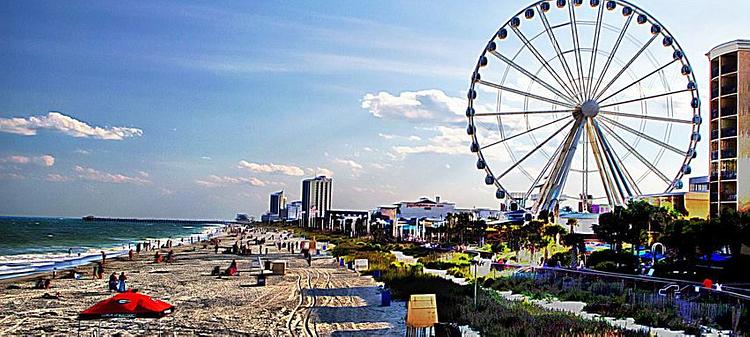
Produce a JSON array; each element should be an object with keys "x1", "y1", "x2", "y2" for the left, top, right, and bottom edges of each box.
[{"x1": 580, "y1": 99, "x2": 600, "y2": 118}]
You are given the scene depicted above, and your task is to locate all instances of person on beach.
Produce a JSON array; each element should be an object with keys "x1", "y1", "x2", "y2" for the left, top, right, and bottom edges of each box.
[
  {"x1": 108, "y1": 272, "x2": 118, "y2": 291},
  {"x1": 128, "y1": 249, "x2": 134, "y2": 261},
  {"x1": 97, "y1": 262, "x2": 104, "y2": 279},
  {"x1": 166, "y1": 249, "x2": 174, "y2": 263},
  {"x1": 214, "y1": 242, "x2": 220, "y2": 254},
  {"x1": 154, "y1": 251, "x2": 163, "y2": 263},
  {"x1": 117, "y1": 272, "x2": 127, "y2": 292},
  {"x1": 225, "y1": 259, "x2": 238, "y2": 276},
  {"x1": 136, "y1": 243, "x2": 142, "y2": 254}
]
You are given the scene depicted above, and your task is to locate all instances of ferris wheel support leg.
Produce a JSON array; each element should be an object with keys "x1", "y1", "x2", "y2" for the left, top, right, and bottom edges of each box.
[
  {"x1": 535, "y1": 118, "x2": 586, "y2": 215},
  {"x1": 586, "y1": 121, "x2": 620, "y2": 208},
  {"x1": 591, "y1": 119, "x2": 634, "y2": 201}
]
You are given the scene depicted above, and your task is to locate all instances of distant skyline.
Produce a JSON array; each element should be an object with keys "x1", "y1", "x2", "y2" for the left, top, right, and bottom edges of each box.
[{"x1": 1, "y1": 1, "x2": 748, "y2": 218}]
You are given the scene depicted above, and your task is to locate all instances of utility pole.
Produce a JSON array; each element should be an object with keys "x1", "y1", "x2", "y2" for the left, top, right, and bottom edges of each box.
[{"x1": 473, "y1": 255, "x2": 480, "y2": 309}]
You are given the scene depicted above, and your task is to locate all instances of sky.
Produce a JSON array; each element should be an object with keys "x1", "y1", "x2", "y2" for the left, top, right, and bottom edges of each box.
[{"x1": 0, "y1": 1, "x2": 747, "y2": 219}]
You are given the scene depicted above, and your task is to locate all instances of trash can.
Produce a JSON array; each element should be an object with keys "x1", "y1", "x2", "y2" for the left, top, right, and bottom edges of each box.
[
  {"x1": 381, "y1": 289, "x2": 391, "y2": 306},
  {"x1": 257, "y1": 275, "x2": 266, "y2": 286},
  {"x1": 264, "y1": 261, "x2": 271, "y2": 270},
  {"x1": 316, "y1": 249, "x2": 320, "y2": 256},
  {"x1": 372, "y1": 270, "x2": 381, "y2": 278},
  {"x1": 339, "y1": 258, "x2": 345, "y2": 267},
  {"x1": 347, "y1": 261, "x2": 353, "y2": 270}
]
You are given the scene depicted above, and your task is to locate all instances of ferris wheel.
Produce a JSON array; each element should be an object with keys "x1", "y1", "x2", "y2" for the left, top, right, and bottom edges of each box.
[{"x1": 466, "y1": 0, "x2": 701, "y2": 215}]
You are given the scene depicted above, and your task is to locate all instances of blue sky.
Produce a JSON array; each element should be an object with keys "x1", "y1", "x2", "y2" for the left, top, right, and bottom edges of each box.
[{"x1": 1, "y1": 1, "x2": 747, "y2": 218}]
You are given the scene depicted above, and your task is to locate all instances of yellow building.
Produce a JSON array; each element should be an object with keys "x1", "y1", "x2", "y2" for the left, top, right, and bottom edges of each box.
[{"x1": 640, "y1": 176, "x2": 709, "y2": 219}]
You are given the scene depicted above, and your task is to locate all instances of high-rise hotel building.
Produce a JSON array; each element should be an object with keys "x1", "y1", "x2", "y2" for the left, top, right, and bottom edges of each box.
[
  {"x1": 707, "y1": 40, "x2": 750, "y2": 216},
  {"x1": 301, "y1": 176, "x2": 332, "y2": 228}
]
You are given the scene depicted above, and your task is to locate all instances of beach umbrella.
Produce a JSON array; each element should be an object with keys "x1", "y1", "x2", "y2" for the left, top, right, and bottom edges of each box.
[{"x1": 78, "y1": 290, "x2": 174, "y2": 320}]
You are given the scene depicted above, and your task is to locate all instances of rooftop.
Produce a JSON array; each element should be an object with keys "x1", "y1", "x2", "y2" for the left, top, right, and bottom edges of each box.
[{"x1": 706, "y1": 39, "x2": 750, "y2": 59}]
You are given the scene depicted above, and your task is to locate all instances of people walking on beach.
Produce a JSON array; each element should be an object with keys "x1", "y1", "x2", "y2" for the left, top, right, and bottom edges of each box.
[
  {"x1": 97, "y1": 262, "x2": 104, "y2": 279},
  {"x1": 108, "y1": 272, "x2": 118, "y2": 291},
  {"x1": 136, "y1": 243, "x2": 142, "y2": 254},
  {"x1": 214, "y1": 242, "x2": 220, "y2": 254},
  {"x1": 101, "y1": 251, "x2": 106, "y2": 265},
  {"x1": 128, "y1": 249, "x2": 134, "y2": 261},
  {"x1": 117, "y1": 272, "x2": 127, "y2": 292},
  {"x1": 166, "y1": 249, "x2": 174, "y2": 263}
]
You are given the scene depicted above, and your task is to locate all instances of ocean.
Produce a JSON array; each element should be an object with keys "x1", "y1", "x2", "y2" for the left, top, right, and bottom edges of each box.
[{"x1": 0, "y1": 216, "x2": 225, "y2": 280}]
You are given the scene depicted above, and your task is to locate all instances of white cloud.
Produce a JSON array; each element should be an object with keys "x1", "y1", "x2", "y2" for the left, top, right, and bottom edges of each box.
[
  {"x1": 74, "y1": 149, "x2": 91, "y2": 155},
  {"x1": 195, "y1": 174, "x2": 267, "y2": 188},
  {"x1": 333, "y1": 158, "x2": 363, "y2": 170},
  {"x1": 201, "y1": 156, "x2": 212, "y2": 160},
  {"x1": 392, "y1": 126, "x2": 469, "y2": 156},
  {"x1": 46, "y1": 173, "x2": 72, "y2": 182},
  {"x1": 1, "y1": 154, "x2": 55, "y2": 167},
  {"x1": 362, "y1": 89, "x2": 466, "y2": 124},
  {"x1": 314, "y1": 167, "x2": 334, "y2": 177},
  {"x1": 378, "y1": 133, "x2": 422, "y2": 141},
  {"x1": 0, "y1": 112, "x2": 142, "y2": 140},
  {"x1": 238, "y1": 160, "x2": 305, "y2": 176},
  {"x1": 137, "y1": 170, "x2": 150, "y2": 177},
  {"x1": 75, "y1": 166, "x2": 151, "y2": 185}
]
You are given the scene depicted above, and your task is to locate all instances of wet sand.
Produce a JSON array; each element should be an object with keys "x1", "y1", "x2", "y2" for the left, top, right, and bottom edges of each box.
[{"x1": 0, "y1": 229, "x2": 405, "y2": 336}]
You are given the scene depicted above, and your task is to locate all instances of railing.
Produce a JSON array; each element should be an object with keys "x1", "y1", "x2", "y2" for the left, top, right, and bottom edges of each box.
[
  {"x1": 721, "y1": 85, "x2": 737, "y2": 95},
  {"x1": 721, "y1": 171, "x2": 737, "y2": 180},
  {"x1": 506, "y1": 266, "x2": 750, "y2": 333},
  {"x1": 722, "y1": 107, "x2": 737, "y2": 116},
  {"x1": 721, "y1": 149, "x2": 737, "y2": 158},
  {"x1": 721, "y1": 194, "x2": 738, "y2": 201},
  {"x1": 722, "y1": 64, "x2": 738, "y2": 74},
  {"x1": 722, "y1": 127, "x2": 737, "y2": 137}
]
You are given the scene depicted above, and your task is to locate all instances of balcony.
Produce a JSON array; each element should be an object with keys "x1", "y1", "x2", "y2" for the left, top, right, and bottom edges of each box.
[
  {"x1": 712, "y1": 64, "x2": 720, "y2": 78},
  {"x1": 721, "y1": 85, "x2": 737, "y2": 96},
  {"x1": 721, "y1": 193, "x2": 737, "y2": 201},
  {"x1": 721, "y1": 149, "x2": 737, "y2": 158},
  {"x1": 711, "y1": 87, "x2": 719, "y2": 99},
  {"x1": 721, "y1": 127, "x2": 737, "y2": 137},
  {"x1": 721, "y1": 171, "x2": 737, "y2": 180},
  {"x1": 722, "y1": 64, "x2": 738, "y2": 74},
  {"x1": 722, "y1": 107, "x2": 737, "y2": 117}
]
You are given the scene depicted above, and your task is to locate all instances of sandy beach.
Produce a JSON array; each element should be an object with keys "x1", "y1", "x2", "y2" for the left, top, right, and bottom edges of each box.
[{"x1": 0, "y1": 228, "x2": 406, "y2": 336}]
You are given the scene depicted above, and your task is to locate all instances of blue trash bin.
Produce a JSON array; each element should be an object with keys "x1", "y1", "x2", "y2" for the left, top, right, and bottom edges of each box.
[
  {"x1": 381, "y1": 289, "x2": 391, "y2": 306},
  {"x1": 257, "y1": 275, "x2": 266, "y2": 286},
  {"x1": 339, "y1": 258, "x2": 345, "y2": 267},
  {"x1": 372, "y1": 270, "x2": 381, "y2": 278},
  {"x1": 347, "y1": 261, "x2": 353, "y2": 270}
]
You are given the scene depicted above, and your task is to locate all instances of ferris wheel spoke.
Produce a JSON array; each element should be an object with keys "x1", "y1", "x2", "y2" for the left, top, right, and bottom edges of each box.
[
  {"x1": 599, "y1": 110, "x2": 692, "y2": 124},
  {"x1": 476, "y1": 80, "x2": 576, "y2": 108},
  {"x1": 598, "y1": 115, "x2": 685, "y2": 155},
  {"x1": 481, "y1": 115, "x2": 571, "y2": 150},
  {"x1": 488, "y1": 50, "x2": 577, "y2": 104},
  {"x1": 598, "y1": 88, "x2": 692, "y2": 108},
  {"x1": 591, "y1": 14, "x2": 634, "y2": 98},
  {"x1": 537, "y1": 6, "x2": 583, "y2": 101},
  {"x1": 585, "y1": 4, "x2": 605, "y2": 99},
  {"x1": 524, "y1": 135, "x2": 566, "y2": 204},
  {"x1": 591, "y1": 119, "x2": 636, "y2": 199},
  {"x1": 598, "y1": 122, "x2": 671, "y2": 184},
  {"x1": 495, "y1": 119, "x2": 575, "y2": 181},
  {"x1": 597, "y1": 58, "x2": 680, "y2": 104},
  {"x1": 475, "y1": 109, "x2": 575, "y2": 117},
  {"x1": 593, "y1": 34, "x2": 658, "y2": 101},
  {"x1": 567, "y1": 2, "x2": 587, "y2": 101}
]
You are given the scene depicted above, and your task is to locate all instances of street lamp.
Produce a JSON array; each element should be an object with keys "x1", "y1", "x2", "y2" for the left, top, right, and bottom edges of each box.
[{"x1": 472, "y1": 254, "x2": 481, "y2": 308}]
